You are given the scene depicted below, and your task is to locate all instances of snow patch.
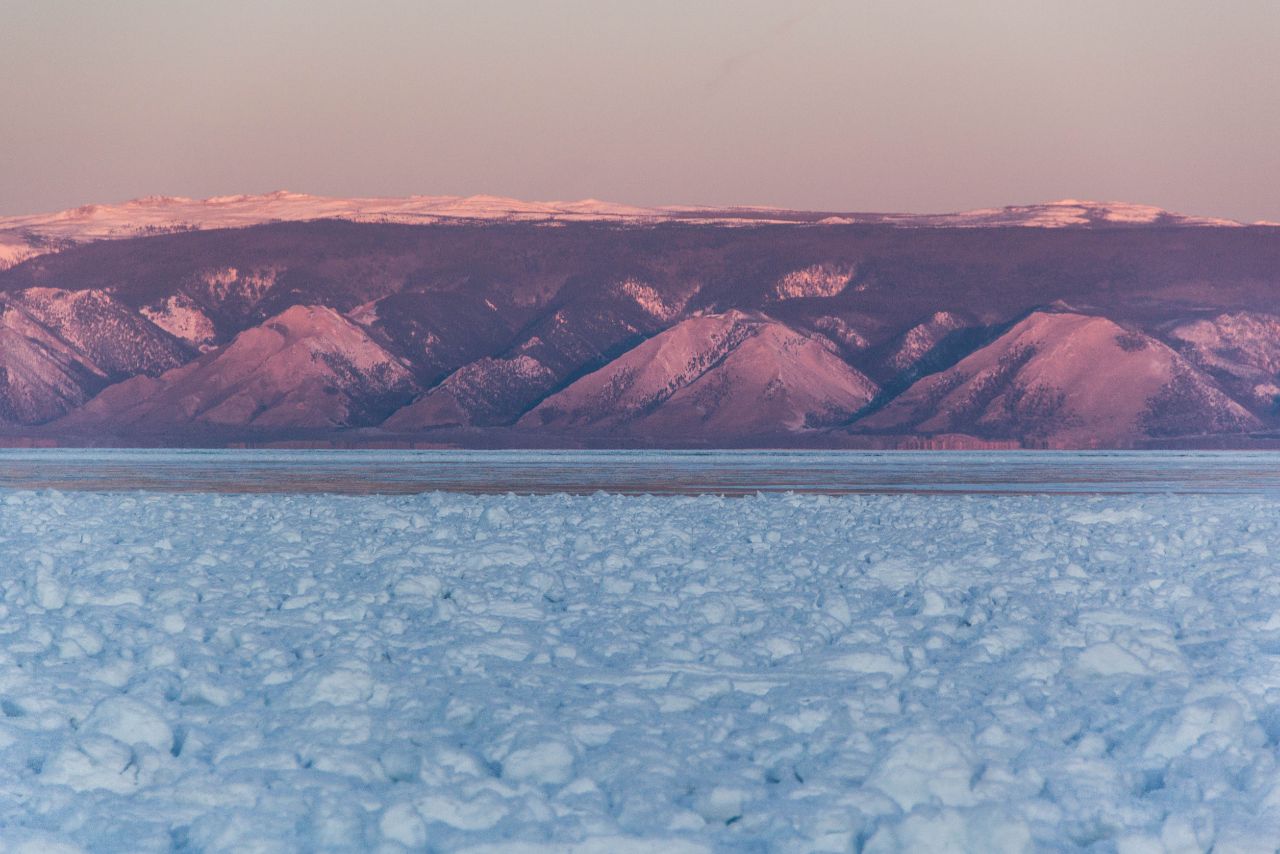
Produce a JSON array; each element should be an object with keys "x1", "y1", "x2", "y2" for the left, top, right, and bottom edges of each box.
[
  {"x1": 0, "y1": 194, "x2": 1245, "y2": 267},
  {"x1": 140, "y1": 294, "x2": 217, "y2": 350},
  {"x1": 773, "y1": 263, "x2": 854, "y2": 300},
  {"x1": 618, "y1": 278, "x2": 678, "y2": 319}
]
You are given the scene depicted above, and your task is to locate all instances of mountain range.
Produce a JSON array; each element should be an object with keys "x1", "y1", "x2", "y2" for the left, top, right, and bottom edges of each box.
[{"x1": 1, "y1": 192, "x2": 1277, "y2": 448}]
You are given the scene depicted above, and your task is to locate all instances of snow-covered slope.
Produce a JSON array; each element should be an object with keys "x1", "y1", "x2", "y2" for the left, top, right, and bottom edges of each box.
[
  {"x1": 58, "y1": 305, "x2": 417, "y2": 431},
  {"x1": 139, "y1": 293, "x2": 219, "y2": 351},
  {"x1": 0, "y1": 289, "x2": 187, "y2": 425},
  {"x1": 811, "y1": 315, "x2": 871, "y2": 353},
  {"x1": 523, "y1": 311, "x2": 879, "y2": 436},
  {"x1": 383, "y1": 354, "x2": 558, "y2": 430},
  {"x1": 0, "y1": 233, "x2": 43, "y2": 269},
  {"x1": 0, "y1": 192, "x2": 1257, "y2": 270},
  {"x1": 185, "y1": 265, "x2": 278, "y2": 320},
  {"x1": 0, "y1": 192, "x2": 692, "y2": 270},
  {"x1": 772, "y1": 264, "x2": 855, "y2": 300},
  {"x1": 882, "y1": 311, "x2": 970, "y2": 375},
  {"x1": 617, "y1": 277, "x2": 685, "y2": 320},
  {"x1": 898, "y1": 199, "x2": 1246, "y2": 229},
  {"x1": 0, "y1": 301, "x2": 108, "y2": 424},
  {"x1": 1169, "y1": 312, "x2": 1280, "y2": 409},
  {"x1": 858, "y1": 311, "x2": 1258, "y2": 445},
  {"x1": 13, "y1": 287, "x2": 189, "y2": 378}
]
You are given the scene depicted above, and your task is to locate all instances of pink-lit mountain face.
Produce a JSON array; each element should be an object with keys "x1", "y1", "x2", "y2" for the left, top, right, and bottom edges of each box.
[{"x1": 1, "y1": 194, "x2": 1278, "y2": 448}]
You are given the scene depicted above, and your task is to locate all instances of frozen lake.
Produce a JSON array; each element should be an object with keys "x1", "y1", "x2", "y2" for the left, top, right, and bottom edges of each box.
[
  {"x1": 0, "y1": 448, "x2": 1278, "y2": 495},
  {"x1": 2, "y1": 451, "x2": 1280, "y2": 850}
]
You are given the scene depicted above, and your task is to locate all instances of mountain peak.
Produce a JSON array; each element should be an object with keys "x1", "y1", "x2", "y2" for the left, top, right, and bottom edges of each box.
[
  {"x1": 858, "y1": 310, "x2": 1257, "y2": 445},
  {"x1": 520, "y1": 311, "x2": 879, "y2": 437},
  {"x1": 57, "y1": 302, "x2": 417, "y2": 432}
]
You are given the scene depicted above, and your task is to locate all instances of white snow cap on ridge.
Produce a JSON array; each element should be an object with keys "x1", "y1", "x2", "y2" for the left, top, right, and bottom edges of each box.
[
  {"x1": 931, "y1": 199, "x2": 1246, "y2": 228},
  {"x1": 0, "y1": 191, "x2": 1263, "y2": 270},
  {"x1": 0, "y1": 191, "x2": 1257, "y2": 236}
]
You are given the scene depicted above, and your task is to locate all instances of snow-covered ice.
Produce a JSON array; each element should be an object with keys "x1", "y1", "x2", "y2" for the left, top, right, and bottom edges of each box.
[{"x1": 1, "y1": 487, "x2": 1279, "y2": 851}]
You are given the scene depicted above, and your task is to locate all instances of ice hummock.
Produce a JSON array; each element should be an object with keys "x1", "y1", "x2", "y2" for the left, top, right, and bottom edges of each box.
[{"x1": 0, "y1": 484, "x2": 1278, "y2": 850}]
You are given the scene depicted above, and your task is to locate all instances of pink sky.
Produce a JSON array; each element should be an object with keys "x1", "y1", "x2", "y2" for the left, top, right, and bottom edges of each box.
[{"x1": 2, "y1": 0, "x2": 1278, "y2": 220}]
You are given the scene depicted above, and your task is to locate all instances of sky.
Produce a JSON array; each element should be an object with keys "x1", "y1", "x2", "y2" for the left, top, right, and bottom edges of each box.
[{"x1": 2, "y1": 0, "x2": 1279, "y2": 221}]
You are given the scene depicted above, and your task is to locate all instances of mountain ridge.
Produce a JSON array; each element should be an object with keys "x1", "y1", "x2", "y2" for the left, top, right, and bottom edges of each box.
[
  {"x1": 2, "y1": 213, "x2": 1278, "y2": 448},
  {"x1": 1, "y1": 192, "x2": 1264, "y2": 272}
]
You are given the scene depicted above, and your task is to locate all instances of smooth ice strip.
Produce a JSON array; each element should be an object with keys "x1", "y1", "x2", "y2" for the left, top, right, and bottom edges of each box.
[{"x1": 2, "y1": 449, "x2": 1280, "y2": 495}]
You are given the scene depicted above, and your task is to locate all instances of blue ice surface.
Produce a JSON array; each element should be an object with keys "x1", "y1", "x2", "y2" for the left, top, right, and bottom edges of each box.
[{"x1": 0, "y1": 451, "x2": 1278, "y2": 851}]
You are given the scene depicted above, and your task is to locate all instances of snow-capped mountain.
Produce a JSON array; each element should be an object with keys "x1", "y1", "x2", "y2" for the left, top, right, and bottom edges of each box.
[
  {"x1": 521, "y1": 311, "x2": 879, "y2": 437},
  {"x1": 0, "y1": 192, "x2": 1261, "y2": 271},
  {"x1": 856, "y1": 312, "x2": 1258, "y2": 446},
  {"x1": 57, "y1": 305, "x2": 417, "y2": 432},
  {"x1": 1, "y1": 198, "x2": 1277, "y2": 447}
]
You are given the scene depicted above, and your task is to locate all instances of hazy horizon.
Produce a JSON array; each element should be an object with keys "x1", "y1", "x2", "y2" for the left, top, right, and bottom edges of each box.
[{"x1": 3, "y1": 0, "x2": 1279, "y2": 221}]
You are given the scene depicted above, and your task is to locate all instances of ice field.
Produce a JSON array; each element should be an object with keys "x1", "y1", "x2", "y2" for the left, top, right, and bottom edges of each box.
[{"x1": 1, "y1": 453, "x2": 1279, "y2": 851}]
